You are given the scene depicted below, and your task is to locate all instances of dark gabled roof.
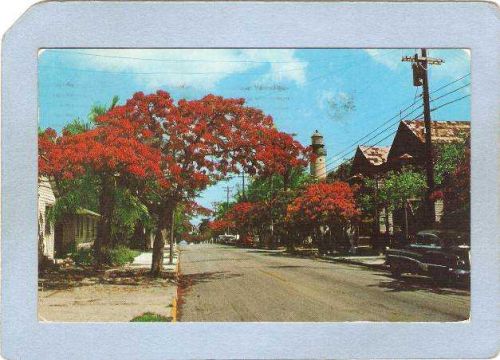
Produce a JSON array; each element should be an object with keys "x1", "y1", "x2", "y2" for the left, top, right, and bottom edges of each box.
[
  {"x1": 402, "y1": 120, "x2": 470, "y2": 143},
  {"x1": 357, "y1": 145, "x2": 390, "y2": 166}
]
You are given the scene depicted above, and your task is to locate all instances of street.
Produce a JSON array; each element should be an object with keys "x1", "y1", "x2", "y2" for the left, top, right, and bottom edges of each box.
[{"x1": 178, "y1": 244, "x2": 470, "y2": 322}]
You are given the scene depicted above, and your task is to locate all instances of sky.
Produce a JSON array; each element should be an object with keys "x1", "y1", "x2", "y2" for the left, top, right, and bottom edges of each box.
[{"x1": 38, "y1": 48, "x2": 471, "y2": 223}]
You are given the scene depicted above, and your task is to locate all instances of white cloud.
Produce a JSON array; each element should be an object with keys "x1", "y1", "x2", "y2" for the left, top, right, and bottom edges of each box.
[
  {"x1": 364, "y1": 49, "x2": 402, "y2": 70},
  {"x1": 60, "y1": 49, "x2": 307, "y2": 91},
  {"x1": 242, "y1": 49, "x2": 307, "y2": 85}
]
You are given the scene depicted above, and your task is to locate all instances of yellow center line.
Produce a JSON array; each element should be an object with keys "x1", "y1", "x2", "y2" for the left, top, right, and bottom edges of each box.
[{"x1": 258, "y1": 269, "x2": 288, "y2": 282}]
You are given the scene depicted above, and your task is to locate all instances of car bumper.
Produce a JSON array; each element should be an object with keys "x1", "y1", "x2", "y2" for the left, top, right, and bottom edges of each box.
[{"x1": 450, "y1": 268, "x2": 470, "y2": 282}]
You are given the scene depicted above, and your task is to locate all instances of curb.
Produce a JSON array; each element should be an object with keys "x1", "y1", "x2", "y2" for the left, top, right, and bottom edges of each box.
[
  {"x1": 279, "y1": 250, "x2": 388, "y2": 271},
  {"x1": 323, "y1": 256, "x2": 388, "y2": 271},
  {"x1": 170, "y1": 250, "x2": 180, "y2": 322}
]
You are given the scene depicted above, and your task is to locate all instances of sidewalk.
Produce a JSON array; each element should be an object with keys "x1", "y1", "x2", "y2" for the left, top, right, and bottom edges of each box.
[
  {"x1": 38, "y1": 246, "x2": 180, "y2": 322},
  {"x1": 131, "y1": 245, "x2": 179, "y2": 272}
]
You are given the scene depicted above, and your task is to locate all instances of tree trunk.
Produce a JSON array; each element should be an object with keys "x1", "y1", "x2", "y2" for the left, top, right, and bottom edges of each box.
[
  {"x1": 94, "y1": 176, "x2": 115, "y2": 268},
  {"x1": 151, "y1": 206, "x2": 174, "y2": 277},
  {"x1": 283, "y1": 170, "x2": 291, "y2": 191},
  {"x1": 384, "y1": 207, "x2": 391, "y2": 248}
]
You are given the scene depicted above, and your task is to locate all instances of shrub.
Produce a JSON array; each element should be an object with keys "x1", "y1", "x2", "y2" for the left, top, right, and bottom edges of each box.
[
  {"x1": 130, "y1": 312, "x2": 172, "y2": 322},
  {"x1": 105, "y1": 246, "x2": 140, "y2": 266},
  {"x1": 70, "y1": 247, "x2": 94, "y2": 266}
]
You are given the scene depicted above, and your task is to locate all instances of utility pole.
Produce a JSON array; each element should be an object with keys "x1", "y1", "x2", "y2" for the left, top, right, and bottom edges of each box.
[
  {"x1": 169, "y1": 208, "x2": 175, "y2": 264},
  {"x1": 402, "y1": 48, "x2": 443, "y2": 226},
  {"x1": 223, "y1": 186, "x2": 232, "y2": 234},
  {"x1": 241, "y1": 172, "x2": 246, "y2": 200},
  {"x1": 269, "y1": 176, "x2": 275, "y2": 249}
]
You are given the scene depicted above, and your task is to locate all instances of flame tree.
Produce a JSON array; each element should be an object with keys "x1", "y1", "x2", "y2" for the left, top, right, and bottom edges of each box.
[
  {"x1": 41, "y1": 90, "x2": 309, "y2": 275},
  {"x1": 39, "y1": 116, "x2": 162, "y2": 266},
  {"x1": 286, "y1": 182, "x2": 359, "y2": 254}
]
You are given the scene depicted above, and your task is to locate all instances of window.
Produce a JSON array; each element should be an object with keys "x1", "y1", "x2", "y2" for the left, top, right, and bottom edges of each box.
[
  {"x1": 415, "y1": 234, "x2": 441, "y2": 248},
  {"x1": 44, "y1": 205, "x2": 52, "y2": 235}
]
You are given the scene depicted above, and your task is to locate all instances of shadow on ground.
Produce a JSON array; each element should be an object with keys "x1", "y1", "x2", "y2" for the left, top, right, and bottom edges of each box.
[
  {"x1": 369, "y1": 273, "x2": 470, "y2": 295},
  {"x1": 176, "y1": 271, "x2": 243, "y2": 321},
  {"x1": 39, "y1": 267, "x2": 176, "y2": 291},
  {"x1": 267, "y1": 265, "x2": 308, "y2": 269},
  {"x1": 178, "y1": 271, "x2": 242, "y2": 291}
]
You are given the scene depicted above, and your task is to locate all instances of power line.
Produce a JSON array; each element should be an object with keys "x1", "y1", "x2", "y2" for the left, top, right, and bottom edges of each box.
[
  {"x1": 325, "y1": 111, "x2": 424, "y2": 174},
  {"x1": 46, "y1": 48, "x2": 400, "y2": 65},
  {"x1": 430, "y1": 94, "x2": 470, "y2": 113},
  {"x1": 323, "y1": 73, "x2": 470, "y2": 168},
  {"x1": 325, "y1": 90, "x2": 470, "y2": 175},
  {"x1": 324, "y1": 100, "x2": 423, "y2": 168},
  {"x1": 429, "y1": 73, "x2": 470, "y2": 95},
  {"x1": 430, "y1": 83, "x2": 470, "y2": 103},
  {"x1": 39, "y1": 64, "x2": 308, "y2": 76}
]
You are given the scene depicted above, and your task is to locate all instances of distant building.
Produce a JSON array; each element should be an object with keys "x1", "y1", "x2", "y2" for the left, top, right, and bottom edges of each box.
[
  {"x1": 310, "y1": 130, "x2": 327, "y2": 180},
  {"x1": 351, "y1": 145, "x2": 390, "y2": 177},
  {"x1": 346, "y1": 120, "x2": 470, "y2": 247},
  {"x1": 350, "y1": 146, "x2": 393, "y2": 247},
  {"x1": 387, "y1": 120, "x2": 470, "y2": 225},
  {"x1": 387, "y1": 120, "x2": 470, "y2": 170}
]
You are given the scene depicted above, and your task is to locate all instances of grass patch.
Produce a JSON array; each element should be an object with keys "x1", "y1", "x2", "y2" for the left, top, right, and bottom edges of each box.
[
  {"x1": 70, "y1": 247, "x2": 94, "y2": 266},
  {"x1": 106, "y1": 246, "x2": 140, "y2": 266},
  {"x1": 130, "y1": 312, "x2": 172, "y2": 322},
  {"x1": 70, "y1": 245, "x2": 140, "y2": 267}
]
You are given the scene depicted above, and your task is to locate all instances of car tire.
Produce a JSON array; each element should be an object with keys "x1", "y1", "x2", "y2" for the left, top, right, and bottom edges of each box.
[
  {"x1": 389, "y1": 261, "x2": 402, "y2": 278},
  {"x1": 432, "y1": 269, "x2": 450, "y2": 286}
]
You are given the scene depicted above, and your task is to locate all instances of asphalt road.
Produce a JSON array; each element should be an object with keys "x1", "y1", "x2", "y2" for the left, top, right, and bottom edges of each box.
[{"x1": 178, "y1": 244, "x2": 470, "y2": 322}]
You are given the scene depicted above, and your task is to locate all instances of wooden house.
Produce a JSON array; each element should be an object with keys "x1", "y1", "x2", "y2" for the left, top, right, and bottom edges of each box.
[
  {"x1": 38, "y1": 177, "x2": 57, "y2": 262},
  {"x1": 54, "y1": 209, "x2": 101, "y2": 257},
  {"x1": 387, "y1": 120, "x2": 470, "y2": 224},
  {"x1": 345, "y1": 120, "x2": 470, "y2": 249},
  {"x1": 350, "y1": 146, "x2": 393, "y2": 247},
  {"x1": 387, "y1": 120, "x2": 470, "y2": 170},
  {"x1": 351, "y1": 145, "x2": 390, "y2": 177}
]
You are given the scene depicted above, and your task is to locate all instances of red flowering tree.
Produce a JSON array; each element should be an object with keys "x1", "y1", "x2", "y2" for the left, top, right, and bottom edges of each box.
[
  {"x1": 286, "y1": 182, "x2": 359, "y2": 253},
  {"x1": 441, "y1": 143, "x2": 470, "y2": 231},
  {"x1": 89, "y1": 91, "x2": 309, "y2": 275},
  {"x1": 39, "y1": 118, "x2": 162, "y2": 266},
  {"x1": 255, "y1": 128, "x2": 310, "y2": 190},
  {"x1": 208, "y1": 219, "x2": 234, "y2": 234}
]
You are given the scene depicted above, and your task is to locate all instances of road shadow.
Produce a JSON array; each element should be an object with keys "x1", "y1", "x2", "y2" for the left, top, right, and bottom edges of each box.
[
  {"x1": 178, "y1": 271, "x2": 242, "y2": 290},
  {"x1": 176, "y1": 271, "x2": 243, "y2": 321},
  {"x1": 39, "y1": 267, "x2": 175, "y2": 291},
  {"x1": 244, "y1": 249, "x2": 320, "y2": 261},
  {"x1": 369, "y1": 274, "x2": 470, "y2": 296},
  {"x1": 267, "y1": 265, "x2": 307, "y2": 269}
]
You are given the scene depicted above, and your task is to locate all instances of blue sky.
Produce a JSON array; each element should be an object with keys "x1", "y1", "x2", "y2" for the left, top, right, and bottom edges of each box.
[{"x1": 38, "y1": 48, "x2": 471, "y2": 222}]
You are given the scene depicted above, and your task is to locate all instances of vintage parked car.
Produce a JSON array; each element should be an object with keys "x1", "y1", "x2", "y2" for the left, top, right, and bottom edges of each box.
[{"x1": 385, "y1": 230, "x2": 470, "y2": 284}]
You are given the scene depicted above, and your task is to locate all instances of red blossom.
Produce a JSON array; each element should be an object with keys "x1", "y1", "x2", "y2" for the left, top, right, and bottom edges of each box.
[{"x1": 286, "y1": 182, "x2": 359, "y2": 226}]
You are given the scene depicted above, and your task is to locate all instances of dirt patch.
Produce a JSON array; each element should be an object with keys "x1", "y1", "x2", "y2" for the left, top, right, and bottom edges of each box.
[{"x1": 38, "y1": 266, "x2": 177, "y2": 322}]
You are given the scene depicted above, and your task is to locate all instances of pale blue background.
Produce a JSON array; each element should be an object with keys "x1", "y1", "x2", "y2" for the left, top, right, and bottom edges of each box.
[{"x1": 2, "y1": 1, "x2": 499, "y2": 359}]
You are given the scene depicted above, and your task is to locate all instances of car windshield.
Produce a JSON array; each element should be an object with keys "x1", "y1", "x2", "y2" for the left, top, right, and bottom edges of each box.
[{"x1": 441, "y1": 232, "x2": 470, "y2": 247}]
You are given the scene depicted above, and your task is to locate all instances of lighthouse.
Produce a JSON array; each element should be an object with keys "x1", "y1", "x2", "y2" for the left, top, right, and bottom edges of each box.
[{"x1": 311, "y1": 130, "x2": 327, "y2": 180}]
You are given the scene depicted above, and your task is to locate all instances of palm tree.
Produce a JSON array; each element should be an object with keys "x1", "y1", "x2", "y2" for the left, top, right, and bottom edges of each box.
[
  {"x1": 88, "y1": 95, "x2": 119, "y2": 124},
  {"x1": 63, "y1": 117, "x2": 92, "y2": 135}
]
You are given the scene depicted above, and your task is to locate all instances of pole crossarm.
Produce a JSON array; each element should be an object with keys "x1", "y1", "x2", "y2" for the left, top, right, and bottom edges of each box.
[{"x1": 402, "y1": 56, "x2": 444, "y2": 65}]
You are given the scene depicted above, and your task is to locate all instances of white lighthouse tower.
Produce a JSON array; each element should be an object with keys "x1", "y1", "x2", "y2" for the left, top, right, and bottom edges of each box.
[{"x1": 311, "y1": 130, "x2": 327, "y2": 180}]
